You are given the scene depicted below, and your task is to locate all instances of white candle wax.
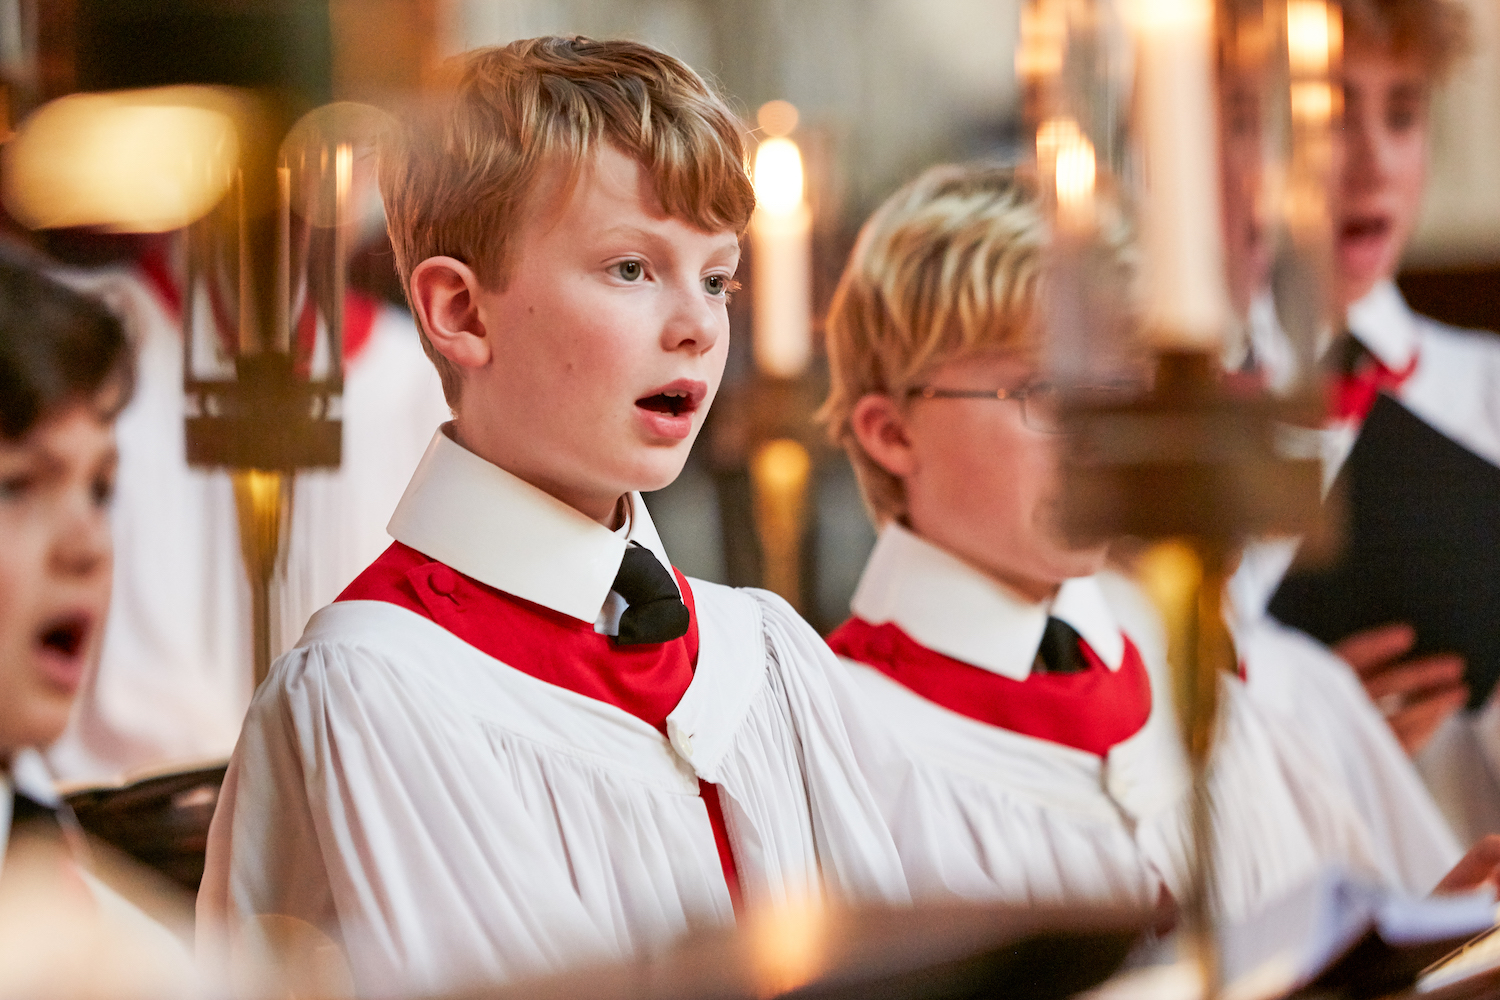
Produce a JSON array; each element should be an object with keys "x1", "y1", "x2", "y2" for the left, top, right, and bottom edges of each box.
[
  {"x1": 1133, "y1": 0, "x2": 1229, "y2": 349},
  {"x1": 751, "y1": 135, "x2": 813, "y2": 379}
]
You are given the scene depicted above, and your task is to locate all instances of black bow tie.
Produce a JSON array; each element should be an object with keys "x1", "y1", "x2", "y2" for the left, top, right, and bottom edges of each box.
[
  {"x1": 612, "y1": 543, "x2": 690, "y2": 645},
  {"x1": 1035, "y1": 616, "x2": 1089, "y2": 675}
]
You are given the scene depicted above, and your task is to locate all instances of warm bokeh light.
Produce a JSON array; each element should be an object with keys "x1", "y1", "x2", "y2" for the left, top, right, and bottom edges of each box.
[
  {"x1": 746, "y1": 894, "x2": 828, "y2": 996},
  {"x1": 1124, "y1": 0, "x2": 1212, "y2": 32},
  {"x1": 1039, "y1": 117, "x2": 1096, "y2": 228},
  {"x1": 3, "y1": 87, "x2": 244, "y2": 233},
  {"x1": 1016, "y1": 0, "x2": 1065, "y2": 81},
  {"x1": 751, "y1": 438, "x2": 812, "y2": 609},
  {"x1": 753, "y1": 137, "x2": 805, "y2": 216},
  {"x1": 756, "y1": 99, "x2": 800, "y2": 138},
  {"x1": 1286, "y1": 0, "x2": 1338, "y2": 77},
  {"x1": 1290, "y1": 81, "x2": 1334, "y2": 123}
]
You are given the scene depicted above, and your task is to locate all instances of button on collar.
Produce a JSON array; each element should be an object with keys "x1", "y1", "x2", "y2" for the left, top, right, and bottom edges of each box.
[{"x1": 427, "y1": 565, "x2": 458, "y2": 596}]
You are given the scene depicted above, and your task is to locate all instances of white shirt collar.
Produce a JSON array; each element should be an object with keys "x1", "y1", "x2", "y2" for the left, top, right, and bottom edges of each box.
[
  {"x1": 1346, "y1": 280, "x2": 1419, "y2": 371},
  {"x1": 849, "y1": 522, "x2": 1125, "y2": 681},
  {"x1": 387, "y1": 425, "x2": 673, "y2": 624}
]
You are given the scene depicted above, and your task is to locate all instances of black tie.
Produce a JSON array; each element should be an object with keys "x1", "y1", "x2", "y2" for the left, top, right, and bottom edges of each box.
[
  {"x1": 10, "y1": 790, "x2": 65, "y2": 838},
  {"x1": 1035, "y1": 617, "x2": 1089, "y2": 674},
  {"x1": 612, "y1": 543, "x2": 690, "y2": 645},
  {"x1": 1332, "y1": 329, "x2": 1373, "y2": 377}
]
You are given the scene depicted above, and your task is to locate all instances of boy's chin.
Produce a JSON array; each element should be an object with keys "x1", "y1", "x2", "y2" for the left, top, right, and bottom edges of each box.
[
  {"x1": 1050, "y1": 544, "x2": 1111, "y2": 581},
  {"x1": 618, "y1": 447, "x2": 694, "y2": 495}
]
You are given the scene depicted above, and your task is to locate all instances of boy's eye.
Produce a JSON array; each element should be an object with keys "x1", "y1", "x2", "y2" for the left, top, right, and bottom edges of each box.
[
  {"x1": 91, "y1": 472, "x2": 115, "y2": 509},
  {"x1": 0, "y1": 473, "x2": 35, "y2": 501},
  {"x1": 703, "y1": 274, "x2": 739, "y2": 298},
  {"x1": 1386, "y1": 100, "x2": 1421, "y2": 133},
  {"x1": 614, "y1": 260, "x2": 645, "y2": 282}
]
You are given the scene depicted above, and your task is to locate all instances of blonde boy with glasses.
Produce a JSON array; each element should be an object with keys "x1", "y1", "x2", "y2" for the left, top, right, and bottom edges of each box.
[{"x1": 820, "y1": 163, "x2": 1500, "y2": 921}]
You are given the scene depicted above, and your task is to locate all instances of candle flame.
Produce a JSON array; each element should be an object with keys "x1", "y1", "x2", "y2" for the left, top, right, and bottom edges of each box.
[
  {"x1": 753, "y1": 137, "x2": 804, "y2": 216},
  {"x1": 1286, "y1": 0, "x2": 1339, "y2": 77},
  {"x1": 1125, "y1": 0, "x2": 1212, "y2": 33},
  {"x1": 1016, "y1": 0, "x2": 1066, "y2": 81},
  {"x1": 1037, "y1": 117, "x2": 1096, "y2": 226},
  {"x1": 1289, "y1": 80, "x2": 1334, "y2": 123}
]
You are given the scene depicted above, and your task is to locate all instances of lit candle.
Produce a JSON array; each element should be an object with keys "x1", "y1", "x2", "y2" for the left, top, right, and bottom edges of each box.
[
  {"x1": 1038, "y1": 117, "x2": 1097, "y2": 236},
  {"x1": 1129, "y1": 0, "x2": 1229, "y2": 350},
  {"x1": 750, "y1": 101, "x2": 812, "y2": 379}
]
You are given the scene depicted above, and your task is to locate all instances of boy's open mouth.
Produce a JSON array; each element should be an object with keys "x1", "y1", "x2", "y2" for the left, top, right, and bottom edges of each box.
[
  {"x1": 1339, "y1": 215, "x2": 1391, "y2": 245},
  {"x1": 635, "y1": 380, "x2": 707, "y2": 418},
  {"x1": 38, "y1": 615, "x2": 88, "y2": 659},
  {"x1": 637, "y1": 392, "x2": 694, "y2": 417}
]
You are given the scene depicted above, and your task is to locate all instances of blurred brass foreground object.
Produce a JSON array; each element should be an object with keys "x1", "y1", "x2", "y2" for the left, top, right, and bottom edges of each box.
[
  {"x1": 232, "y1": 469, "x2": 292, "y2": 687},
  {"x1": 1060, "y1": 349, "x2": 1323, "y2": 998},
  {"x1": 455, "y1": 901, "x2": 1148, "y2": 1000}
]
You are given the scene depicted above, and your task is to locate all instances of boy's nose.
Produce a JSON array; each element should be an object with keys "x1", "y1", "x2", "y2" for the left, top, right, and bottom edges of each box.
[
  {"x1": 51, "y1": 506, "x2": 110, "y2": 580},
  {"x1": 661, "y1": 285, "x2": 722, "y2": 355}
]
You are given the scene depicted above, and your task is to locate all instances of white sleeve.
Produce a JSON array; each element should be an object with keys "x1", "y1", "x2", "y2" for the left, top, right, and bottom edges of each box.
[
  {"x1": 1239, "y1": 617, "x2": 1463, "y2": 894},
  {"x1": 197, "y1": 639, "x2": 612, "y2": 998},
  {"x1": 742, "y1": 589, "x2": 912, "y2": 907}
]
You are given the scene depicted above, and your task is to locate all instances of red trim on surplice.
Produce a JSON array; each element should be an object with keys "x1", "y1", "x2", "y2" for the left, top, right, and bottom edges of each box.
[
  {"x1": 338, "y1": 541, "x2": 741, "y2": 909},
  {"x1": 1328, "y1": 351, "x2": 1419, "y2": 423},
  {"x1": 134, "y1": 247, "x2": 380, "y2": 365},
  {"x1": 827, "y1": 617, "x2": 1152, "y2": 757}
]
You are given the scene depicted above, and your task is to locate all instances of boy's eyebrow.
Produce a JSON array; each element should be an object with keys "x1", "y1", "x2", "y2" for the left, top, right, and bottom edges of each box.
[{"x1": 596, "y1": 225, "x2": 742, "y2": 262}]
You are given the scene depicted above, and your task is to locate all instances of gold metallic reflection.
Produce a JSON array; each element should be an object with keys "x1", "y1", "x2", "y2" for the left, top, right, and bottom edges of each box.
[{"x1": 751, "y1": 438, "x2": 812, "y2": 611}]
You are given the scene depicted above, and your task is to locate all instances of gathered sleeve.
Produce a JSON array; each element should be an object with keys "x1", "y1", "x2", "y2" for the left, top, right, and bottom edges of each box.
[
  {"x1": 197, "y1": 631, "x2": 612, "y2": 998},
  {"x1": 742, "y1": 588, "x2": 913, "y2": 907}
]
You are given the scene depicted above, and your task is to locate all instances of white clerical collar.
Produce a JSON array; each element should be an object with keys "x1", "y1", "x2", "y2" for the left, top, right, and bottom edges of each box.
[
  {"x1": 1346, "y1": 280, "x2": 1419, "y2": 372},
  {"x1": 387, "y1": 425, "x2": 673, "y2": 624},
  {"x1": 849, "y1": 522, "x2": 1125, "y2": 681}
]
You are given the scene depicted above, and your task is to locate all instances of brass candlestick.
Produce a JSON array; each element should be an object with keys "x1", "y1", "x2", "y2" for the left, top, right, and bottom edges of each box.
[{"x1": 1061, "y1": 350, "x2": 1322, "y2": 995}]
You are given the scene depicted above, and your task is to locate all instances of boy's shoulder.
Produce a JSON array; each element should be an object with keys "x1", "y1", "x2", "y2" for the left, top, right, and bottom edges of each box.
[{"x1": 336, "y1": 539, "x2": 432, "y2": 611}]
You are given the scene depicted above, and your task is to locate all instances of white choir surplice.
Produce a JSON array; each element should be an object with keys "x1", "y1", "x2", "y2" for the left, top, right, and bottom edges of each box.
[
  {"x1": 836, "y1": 524, "x2": 1382, "y2": 922},
  {"x1": 198, "y1": 427, "x2": 910, "y2": 998},
  {"x1": 1233, "y1": 280, "x2": 1494, "y2": 858},
  {"x1": 42, "y1": 265, "x2": 449, "y2": 785}
]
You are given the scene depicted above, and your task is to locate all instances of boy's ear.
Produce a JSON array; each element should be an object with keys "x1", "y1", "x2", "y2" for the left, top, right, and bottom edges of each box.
[
  {"x1": 409, "y1": 257, "x2": 491, "y2": 369},
  {"x1": 850, "y1": 393, "x2": 917, "y2": 479}
]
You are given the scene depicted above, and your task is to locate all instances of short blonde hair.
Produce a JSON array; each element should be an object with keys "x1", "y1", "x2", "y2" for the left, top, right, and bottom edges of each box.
[
  {"x1": 1344, "y1": 0, "x2": 1471, "y2": 79},
  {"x1": 380, "y1": 36, "x2": 757, "y2": 405},
  {"x1": 820, "y1": 165, "x2": 1048, "y2": 526}
]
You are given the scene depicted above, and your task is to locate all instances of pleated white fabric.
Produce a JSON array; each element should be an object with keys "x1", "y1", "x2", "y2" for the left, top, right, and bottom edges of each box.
[
  {"x1": 1234, "y1": 280, "x2": 1486, "y2": 854},
  {"x1": 199, "y1": 584, "x2": 909, "y2": 998},
  {"x1": 1235, "y1": 615, "x2": 1463, "y2": 895},
  {"x1": 838, "y1": 562, "x2": 1382, "y2": 924}
]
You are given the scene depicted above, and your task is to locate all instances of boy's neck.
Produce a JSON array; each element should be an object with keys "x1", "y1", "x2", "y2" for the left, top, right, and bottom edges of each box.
[
  {"x1": 449, "y1": 421, "x2": 629, "y2": 529},
  {"x1": 992, "y1": 571, "x2": 1062, "y2": 606}
]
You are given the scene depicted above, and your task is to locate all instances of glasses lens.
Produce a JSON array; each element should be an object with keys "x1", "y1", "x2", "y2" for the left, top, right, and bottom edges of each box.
[{"x1": 1020, "y1": 386, "x2": 1064, "y2": 433}]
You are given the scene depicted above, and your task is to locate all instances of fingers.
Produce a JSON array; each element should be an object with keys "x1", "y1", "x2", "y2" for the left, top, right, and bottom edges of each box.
[
  {"x1": 1335, "y1": 622, "x2": 1416, "y2": 676},
  {"x1": 1434, "y1": 835, "x2": 1500, "y2": 896},
  {"x1": 1389, "y1": 685, "x2": 1470, "y2": 756},
  {"x1": 1363, "y1": 653, "x2": 1466, "y2": 700}
]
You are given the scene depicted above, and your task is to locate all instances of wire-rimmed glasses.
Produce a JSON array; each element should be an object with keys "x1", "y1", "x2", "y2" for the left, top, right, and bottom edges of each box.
[{"x1": 905, "y1": 381, "x2": 1144, "y2": 434}]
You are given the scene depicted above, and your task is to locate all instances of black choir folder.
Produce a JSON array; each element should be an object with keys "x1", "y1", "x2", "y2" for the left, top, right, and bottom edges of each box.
[{"x1": 1269, "y1": 393, "x2": 1500, "y2": 709}]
